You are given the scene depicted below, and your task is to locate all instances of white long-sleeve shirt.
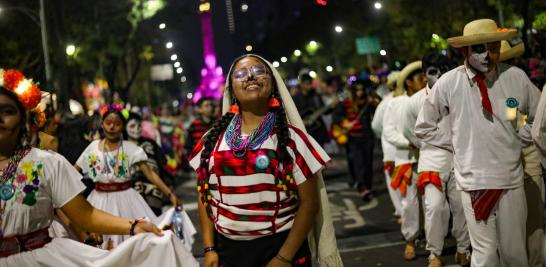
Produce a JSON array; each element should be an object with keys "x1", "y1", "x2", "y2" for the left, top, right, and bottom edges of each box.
[
  {"x1": 405, "y1": 86, "x2": 454, "y2": 173},
  {"x1": 372, "y1": 92, "x2": 397, "y2": 162},
  {"x1": 416, "y1": 63, "x2": 540, "y2": 190},
  {"x1": 383, "y1": 93, "x2": 418, "y2": 165}
]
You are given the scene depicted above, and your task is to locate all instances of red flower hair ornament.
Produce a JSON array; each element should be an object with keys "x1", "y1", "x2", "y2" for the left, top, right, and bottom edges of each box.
[{"x1": 0, "y1": 68, "x2": 42, "y2": 110}]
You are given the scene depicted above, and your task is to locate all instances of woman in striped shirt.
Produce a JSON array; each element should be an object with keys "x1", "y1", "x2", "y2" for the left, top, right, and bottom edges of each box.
[{"x1": 190, "y1": 55, "x2": 341, "y2": 267}]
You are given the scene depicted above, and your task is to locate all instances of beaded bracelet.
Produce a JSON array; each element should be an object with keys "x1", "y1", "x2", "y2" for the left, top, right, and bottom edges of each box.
[
  {"x1": 275, "y1": 254, "x2": 292, "y2": 264},
  {"x1": 203, "y1": 246, "x2": 216, "y2": 254}
]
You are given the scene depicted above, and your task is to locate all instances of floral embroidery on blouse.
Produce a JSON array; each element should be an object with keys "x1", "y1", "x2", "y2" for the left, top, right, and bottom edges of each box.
[
  {"x1": 11, "y1": 161, "x2": 43, "y2": 206},
  {"x1": 86, "y1": 152, "x2": 128, "y2": 179}
]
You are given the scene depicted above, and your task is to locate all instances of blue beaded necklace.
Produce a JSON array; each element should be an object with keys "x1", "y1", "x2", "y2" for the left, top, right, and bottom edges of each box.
[{"x1": 225, "y1": 112, "x2": 276, "y2": 158}]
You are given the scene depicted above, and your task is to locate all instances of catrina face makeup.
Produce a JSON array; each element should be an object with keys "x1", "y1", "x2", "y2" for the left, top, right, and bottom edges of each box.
[
  {"x1": 425, "y1": 66, "x2": 441, "y2": 87},
  {"x1": 467, "y1": 42, "x2": 501, "y2": 73},
  {"x1": 126, "y1": 119, "x2": 141, "y2": 140}
]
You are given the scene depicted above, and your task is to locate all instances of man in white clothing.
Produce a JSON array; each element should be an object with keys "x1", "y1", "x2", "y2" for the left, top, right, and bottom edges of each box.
[
  {"x1": 416, "y1": 19, "x2": 541, "y2": 267},
  {"x1": 383, "y1": 61, "x2": 427, "y2": 260},
  {"x1": 371, "y1": 71, "x2": 403, "y2": 219},
  {"x1": 500, "y1": 39, "x2": 544, "y2": 267},
  {"x1": 405, "y1": 54, "x2": 470, "y2": 267}
]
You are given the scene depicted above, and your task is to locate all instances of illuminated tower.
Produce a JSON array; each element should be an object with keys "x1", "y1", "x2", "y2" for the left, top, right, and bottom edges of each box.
[{"x1": 194, "y1": 0, "x2": 225, "y2": 102}]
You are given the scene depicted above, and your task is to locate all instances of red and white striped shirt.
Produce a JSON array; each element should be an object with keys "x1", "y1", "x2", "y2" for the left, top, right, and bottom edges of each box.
[{"x1": 189, "y1": 125, "x2": 330, "y2": 240}]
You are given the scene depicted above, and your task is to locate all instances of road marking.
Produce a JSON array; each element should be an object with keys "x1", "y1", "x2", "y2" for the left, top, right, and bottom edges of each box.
[
  {"x1": 339, "y1": 240, "x2": 406, "y2": 253},
  {"x1": 358, "y1": 197, "x2": 378, "y2": 211}
]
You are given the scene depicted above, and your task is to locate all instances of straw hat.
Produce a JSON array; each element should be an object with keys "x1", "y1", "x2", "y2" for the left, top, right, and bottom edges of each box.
[
  {"x1": 447, "y1": 19, "x2": 517, "y2": 48},
  {"x1": 499, "y1": 40, "x2": 525, "y2": 62},
  {"x1": 393, "y1": 61, "x2": 422, "y2": 96}
]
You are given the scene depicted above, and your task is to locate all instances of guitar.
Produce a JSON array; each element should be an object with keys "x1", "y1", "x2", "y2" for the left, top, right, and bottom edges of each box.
[
  {"x1": 331, "y1": 102, "x2": 369, "y2": 145},
  {"x1": 302, "y1": 94, "x2": 345, "y2": 130}
]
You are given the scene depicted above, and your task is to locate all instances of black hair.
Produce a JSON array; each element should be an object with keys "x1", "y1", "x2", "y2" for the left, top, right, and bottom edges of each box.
[
  {"x1": 101, "y1": 109, "x2": 127, "y2": 125},
  {"x1": 403, "y1": 68, "x2": 424, "y2": 90},
  {"x1": 195, "y1": 97, "x2": 214, "y2": 107},
  {"x1": 0, "y1": 87, "x2": 28, "y2": 145},
  {"x1": 299, "y1": 73, "x2": 313, "y2": 83},
  {"x1": 127, "y1": 112, "x2": 142, "y2": 122},
  {"x1": 422, "y1": 53, "x2": 456, "y2": 74},
  {"x1": 198, "y1": 55, "x2": 293, "y2": 200}
]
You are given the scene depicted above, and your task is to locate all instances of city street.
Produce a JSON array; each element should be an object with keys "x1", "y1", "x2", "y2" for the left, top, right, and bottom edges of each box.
[{"x1": 176, "y1": 144, "x2": 464, "y2": 267}]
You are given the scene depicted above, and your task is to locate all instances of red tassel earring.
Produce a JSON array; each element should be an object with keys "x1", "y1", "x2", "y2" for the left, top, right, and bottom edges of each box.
[
  {"x1": 228, "y1": 103, "x2": 239, "y2": 114},
  {"x1": 268, "y1": 97, "x2": 281, "y2": 108}
]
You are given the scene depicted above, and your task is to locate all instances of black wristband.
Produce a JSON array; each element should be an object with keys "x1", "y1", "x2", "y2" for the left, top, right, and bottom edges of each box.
[{"x1": 129, "y1": 219, "x2": 141, "y2": 236}]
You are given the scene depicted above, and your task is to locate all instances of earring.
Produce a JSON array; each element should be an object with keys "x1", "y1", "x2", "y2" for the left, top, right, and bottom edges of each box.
[
  {"x1": 268, "y1": 97, "x2": 281, "y2": 108},
  {"x1": 228, "y1": 103, "x2": 239, "y2": 114}
]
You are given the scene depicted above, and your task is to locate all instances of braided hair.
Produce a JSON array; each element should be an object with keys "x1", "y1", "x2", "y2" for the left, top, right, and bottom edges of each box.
[{"x1": 197, "y1": 55, "x2": 296, "y2": 206}]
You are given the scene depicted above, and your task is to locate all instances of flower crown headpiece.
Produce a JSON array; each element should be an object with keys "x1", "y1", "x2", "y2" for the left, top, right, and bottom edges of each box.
[
  {"x1": 0, "y1": 69, "x2": 42, "y2": 110},
  {"x1": 100, "y1": 104, "x2": 129, "y2": 120},
  {"x1": 0, "y1": 68, "x2": 45, "y2": 131}
]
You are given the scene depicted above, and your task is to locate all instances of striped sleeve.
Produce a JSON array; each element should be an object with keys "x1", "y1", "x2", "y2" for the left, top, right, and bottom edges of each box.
[
  {"x1": 288, "y1": 125, "x2": 331, "y2": 184},
  {"x1": 189, "y1": 138, "x2": 205, "y2": 170}
]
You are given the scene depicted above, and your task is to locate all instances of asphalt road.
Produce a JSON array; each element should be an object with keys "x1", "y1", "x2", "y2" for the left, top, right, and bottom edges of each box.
[{"x1": 174, "y1": 142, "x2": 465, "y2": 266}]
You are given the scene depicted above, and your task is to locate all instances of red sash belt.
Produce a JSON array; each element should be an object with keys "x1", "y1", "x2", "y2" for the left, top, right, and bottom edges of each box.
[
  {"x1": 390, "y1": 164, "x2": 413, "y2": 197},
  {"x1": 469, "y1": 189, "x2": 504, "y2": 221},
  {"x1": 384, "y1": 161, "x2": 395, "y2": 176},
  {"x1": 0, "y1": 227, "x2": 52, "y2": 258},
  {"x1": 95, "y1": 181, "x2": 131, "y2": 192},
  {"x1": 417, "y1": 171, "x2": 443, "y2": 195}
]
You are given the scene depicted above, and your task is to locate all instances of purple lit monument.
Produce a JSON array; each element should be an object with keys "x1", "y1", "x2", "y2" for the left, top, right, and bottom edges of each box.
[{"x1": 193, "y1": 0, "x2": 225, "y2": 102}]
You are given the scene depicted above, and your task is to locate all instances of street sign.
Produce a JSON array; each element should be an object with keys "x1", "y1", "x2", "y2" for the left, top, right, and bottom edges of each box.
[{"x1": 355, "y1": 36, "x2": 381, "y2": 55}]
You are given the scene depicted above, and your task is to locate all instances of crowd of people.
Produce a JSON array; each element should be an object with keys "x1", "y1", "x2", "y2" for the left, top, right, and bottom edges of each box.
[{"x1": 1, "y1": 17, "x2": 546, "y2": 267}]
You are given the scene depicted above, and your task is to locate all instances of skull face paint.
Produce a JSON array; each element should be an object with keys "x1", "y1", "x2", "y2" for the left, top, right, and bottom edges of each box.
[
  {"x1": 468, "y1": 44, "x2": 489, "y2": 73},
  {"x1": 425, "y1": 66, "x2": 441, "y2": 87},
  {"x1": 126, "y1": 119, "x2": 142, "y2": 140}
]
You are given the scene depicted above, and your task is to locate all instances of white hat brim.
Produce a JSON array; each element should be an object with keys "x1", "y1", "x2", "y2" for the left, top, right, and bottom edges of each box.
[
  {"x1": 394, "y1": 61, "x2": 422, "y2": 96},
  {"x1": 447, "y1": 30, "x2": 517, "y2": 48}
]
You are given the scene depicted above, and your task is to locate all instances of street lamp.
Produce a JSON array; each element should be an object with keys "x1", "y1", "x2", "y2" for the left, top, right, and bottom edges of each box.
[
  {"x1": 66, "y1": 45, "x2": 76, "y2": 56},
  {"x1": 170, "y1": 54, "x2": 178, "y2": 61},
  {"x1": 326, "y1": 66, "x2": 333, "y2": 72},
  {"x1": 241, "y1": 3, "x2": 249, "y2": 12},
  {"x1": 380, "y1": 49, "x2": 387, "y2": 56},
  {"x1": 245, "y1": 45, "x2": 253, "y2": 52},
  {"x1": 174, "y1": 62, "x2": 180, "y2": 68},
  {"x1": 159, "y1": 23, "x2": 166, "y2": 29},
  {"x1": 280, "y1": 57, "x2": 287, "y2": 63},
  {"x1": 294, "y1": 49, "x2": 302, "y2": 57},
  {"x1": 176, "y1": 67, "x2": 183, "y2": 74},
  {"x1": 181, "y1": 76, "x2": 187, "y2": 83},
  {"x1": 374, "y1": 2, "x2": 382, "y2": 10},
  {"x1": 334, "y1": 25, "x2": 343, "y2": 33},
  {"x1": 166, "y1": 42, "x2": 173, "y2": 49},
  {"x1": 272, "y1": 61, "x2": 280, "y2": 68}
]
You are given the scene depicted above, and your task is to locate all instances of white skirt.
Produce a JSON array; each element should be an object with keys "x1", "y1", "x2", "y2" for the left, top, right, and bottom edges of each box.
[
  {"x1": 0, "y1": 231, "x2": 199, "y2": 267},
  {"x1": 87, "y1": 188, "x2": 165, "y2": 249}
]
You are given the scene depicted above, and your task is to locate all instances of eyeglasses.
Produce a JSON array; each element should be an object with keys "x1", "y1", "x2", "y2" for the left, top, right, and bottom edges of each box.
[{"x1": 232, "y1": 64, "x2": 269, "y2": 80}]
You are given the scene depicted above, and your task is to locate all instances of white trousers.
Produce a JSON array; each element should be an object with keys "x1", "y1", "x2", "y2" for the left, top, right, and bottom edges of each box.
[
  {"x1": 401, "y1": 167, "x2": 420, "y2": 241},
  {"x1": 385, "y1": 169, "x2": 403, "y2": 217},
  {"x1": 524, "y1": 175, "x2": 545, "y2": 267},
  {"x1": 461, "y1": 186, "x2": 528, "y2": 267},
  {"x1": 423, "y1": 171, "x2": 470, "y2": 256}
]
